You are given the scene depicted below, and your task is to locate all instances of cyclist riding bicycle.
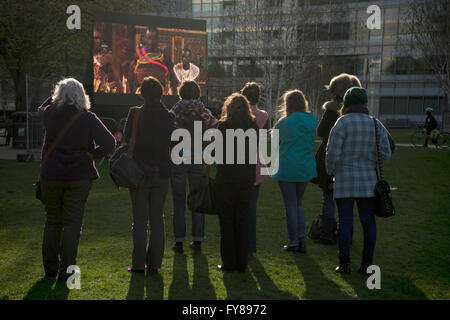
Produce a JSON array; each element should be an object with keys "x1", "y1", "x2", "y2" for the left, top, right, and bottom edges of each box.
[{"x1": 423, "y1": 107, "x2": 438, "y2": 147}]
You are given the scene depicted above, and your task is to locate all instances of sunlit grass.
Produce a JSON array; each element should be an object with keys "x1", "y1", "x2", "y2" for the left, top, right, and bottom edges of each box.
[{"x1": 0, "y1": 145, "x2": 449, "y2": 300}]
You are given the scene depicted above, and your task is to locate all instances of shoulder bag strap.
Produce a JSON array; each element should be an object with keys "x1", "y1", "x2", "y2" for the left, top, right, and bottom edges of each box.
[
  {"x1": 372, "y1": 117, "x2": 383, "y2": 182},
  {"x1": 128, "y1": 107, "x2": 141, "y2": 159},
  {"x1": 41, "y1": 112, "x2": 83, "y2": 166}
]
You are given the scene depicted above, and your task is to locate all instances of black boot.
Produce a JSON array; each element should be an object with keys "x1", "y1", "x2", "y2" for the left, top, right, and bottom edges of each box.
[
  {"x1": 172, "y1": 242, "x2": 183, "y2": 253},
  {"x1": 335, "y1": 253, "x2": 351, "y2": 274},
  {"x1": 357, "y1": 255, "x2": 373, "y2": 275}
]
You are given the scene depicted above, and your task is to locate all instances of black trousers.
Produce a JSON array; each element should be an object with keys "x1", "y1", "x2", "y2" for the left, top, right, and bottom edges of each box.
[
  {"x1": 216, "y1": 182, "x2": 253, "y2": 272},
  {"x1": 129, "y1": 176, "x2": 169, "y2": 270},
  {"x1": 41, "y1": 178, "x2": 92, "y2": 278}
]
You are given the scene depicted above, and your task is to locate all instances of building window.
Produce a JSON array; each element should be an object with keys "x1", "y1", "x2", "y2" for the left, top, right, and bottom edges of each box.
[
  {"x1": 341, "y1": 22, "x2": 351, "y2": 40},
  {"x1": 317, "y1": 23, "x2": 329, "y2": 41},
  {"x1": 237, "y1": 59, "x2": 256, "y2": 78},
  {"x1": 223, "y1": 0, "x2": 234, "y2": 12},
  {"x1": 424, "y1": 97, "x2": 443, "y2": 115},
  {"x1": 329, "y1": 22, "x2": 342, "y2": 41},
  {"x1": 380, "y1": 97, "x2": 394, "y2": 115},
  {"x1": 396, "y1": 57, "x2": 411, "y2": 75},
  {"x1": 208, "y1": 58, "x2": 233, "y2": 77},
  {"x1": 192, "y1": 3, "x2": 201, "y2": 16},
  {"x1": 384, "y1": 22, "x2": 398, "y2": 40},
  {"x1": 382, "y1": 56, "x2": 395, "y2": 75},
  {"x1": 355, "y1": 18, "x2": 369, "y2": 41},
  {"x1": 327, "y1": 21, "x2": 352, "y2": 41},
  {"x1": 367, "y1": 56, "x2": 381, "y2": 79},
  {"x1": 408, "y1": 97, "x2": 423, "y2": 115},
  {"x1": 369, "y1": 28, "x2": 382, "y2": 41},
  {"x1": 202, "y1": 0, "x2": 212, "y2": 13},
  {"x1": 212, "y1": 0, "x2": 222, "y2": 12},
  {"x1": 211, "y1": 17, "x2": 220, "y2": 34},
  {"x1": 304, "y1": 23, "x2": 316, "y2": 41},
  {"x1": 395, "y1": 97, "x2": 409, "y2": 115},
  {"x1": 410, "y1": 57, "x2": 425, "y2": 75},
  {"x1": 315, "y1": 0, "x2": 331, "y2": 5},
  {"x1": 267, "y1": 0, "x2": 284, "y2": 8}
]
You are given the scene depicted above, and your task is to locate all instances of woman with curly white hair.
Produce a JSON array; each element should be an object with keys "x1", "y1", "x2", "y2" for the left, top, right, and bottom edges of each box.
[{"x1": 38, "y1": 78, "x2": 115, "y2": 281}]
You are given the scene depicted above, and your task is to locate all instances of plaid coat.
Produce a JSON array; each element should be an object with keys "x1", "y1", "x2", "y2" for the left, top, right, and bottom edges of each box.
[{"x1": 326, "y1": 113, "x2": 391, "y2": 199}]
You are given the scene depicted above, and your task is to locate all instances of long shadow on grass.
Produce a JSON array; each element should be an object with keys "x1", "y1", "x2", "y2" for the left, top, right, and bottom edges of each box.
[
  {"x1": 222, "y1": 269, "x2": 260, "y2": 300},
  {"x1": 126, "y1": 273, "x2": 145, "y2": 300},
  {"x1": 345, "y1": 272, "x2": 428, "y2": 299},
  {"x1": 146, "y1": 273, "x2": 164, "y2": 300},
  {"x1": 126, "y1": 272, "x2": 164, "y2": 300},
  {"x1": 248, "y1": 256, "x2": 298, "y2": 300},
  {"x1": 191, "y1": 252, "x2": 216, "y2": 299},
  {"x1": 168, "y1": 253, "x2": 191, "y2": 299},
  {"x1": 168, "y1": 252, "x2": 216, "y2": 299},
  {"x1": 23, "y1": 277, "x2": 69, "y2": 300},
  {"x1": 293, "y1": 254, "x2": 350, "y2": 300},
  {"x1": 222, "y1": 257, "x2": 297, "y2": 300}
]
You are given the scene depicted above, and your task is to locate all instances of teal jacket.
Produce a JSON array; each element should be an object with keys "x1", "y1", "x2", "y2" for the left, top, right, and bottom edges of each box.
[{"x1": 272, "y1": 112, "x2": 318, "y2": 182}]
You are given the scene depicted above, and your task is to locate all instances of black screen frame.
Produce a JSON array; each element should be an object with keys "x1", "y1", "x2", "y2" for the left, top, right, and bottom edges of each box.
[{"x1": 92, "y1": 11, "x2": 207, "y2": 107}]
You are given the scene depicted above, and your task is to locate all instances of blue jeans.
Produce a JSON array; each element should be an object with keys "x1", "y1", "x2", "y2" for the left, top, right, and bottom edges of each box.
[
  {"x1": 248, "y1": 184, "x2": 261, "y2": 254},
  {"x1": 336, "y1": 198, "x2": 376, "y2": 257},
  {"x1": 321, "y1": 192, "x2": 336, "y2": 240},
  {"x1": 278, "y1": 181, "x2": 308, "y2": 246},
  {"x1": 170, "y1": 163, "x2": 206, "y2": 242}
]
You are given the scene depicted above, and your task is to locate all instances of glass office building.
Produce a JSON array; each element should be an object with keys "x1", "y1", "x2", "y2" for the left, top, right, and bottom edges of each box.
[{"x1": 158, "y1": 0, "x2": 448, "y2": 127}]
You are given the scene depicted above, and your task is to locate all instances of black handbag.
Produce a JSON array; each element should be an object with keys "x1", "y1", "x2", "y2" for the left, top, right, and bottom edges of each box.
[
  {"x1": 308, "y1": 213, "x2": 337, "y2": 240},
  {"x1": 187, "y1": 167, "x2": 218, "y2": 215},
  {"x1": 109, "y1": 146, "x2": 144, "y2": 189},
  {"x1": 308, "y1": 214, "x2": 323, "y2": 240},
  {"x1": 109, "y1": 107, "x2": 145, "y2": 189},
  {"x1": 373, "y1": 118, "x2": 395, "y2": 218}
]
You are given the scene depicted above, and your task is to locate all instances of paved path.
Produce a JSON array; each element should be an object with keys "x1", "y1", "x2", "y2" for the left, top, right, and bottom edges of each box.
[
  {"x1": 315, "y1": 141, "x2": 445, "y2": 148},
  {"x1": 315, "y1": 140, "x2": 415, "y2": 148},
  {"x1": 0, "y1": 146, "x2": 41, "y2": 161},
  {"x1": 1, "y1": 142, "x2": 446, "y2": 162}
]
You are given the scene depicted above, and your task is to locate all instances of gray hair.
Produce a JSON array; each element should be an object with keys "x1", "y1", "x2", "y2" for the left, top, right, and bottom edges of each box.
[{"x1": 52, "y1": 78, "x2": 91, "y2": 111}]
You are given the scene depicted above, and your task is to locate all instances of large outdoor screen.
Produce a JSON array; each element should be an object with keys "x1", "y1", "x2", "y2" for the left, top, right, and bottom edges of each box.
[{"x1": 93, "y1": 12, "x2": 207, "y2": 104}]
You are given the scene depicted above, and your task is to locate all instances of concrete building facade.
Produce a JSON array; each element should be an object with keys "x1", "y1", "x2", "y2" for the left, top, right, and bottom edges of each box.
[{"x1": 156, "y1": 0, "x2": 449, "y2": 128}]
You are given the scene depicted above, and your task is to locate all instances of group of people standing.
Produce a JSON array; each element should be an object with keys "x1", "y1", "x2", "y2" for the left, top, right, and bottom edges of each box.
[{"x1": 37, "y1": 72, "x2": 392, "y2": 283}]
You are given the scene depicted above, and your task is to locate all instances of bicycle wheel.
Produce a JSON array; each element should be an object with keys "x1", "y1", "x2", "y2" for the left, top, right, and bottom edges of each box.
[
  {"x1": 411, "y1": 131, "x2": 425, "y2": 147},
  {"x1": 437, "y1": 133, "x2": 450, "y2": 149}
]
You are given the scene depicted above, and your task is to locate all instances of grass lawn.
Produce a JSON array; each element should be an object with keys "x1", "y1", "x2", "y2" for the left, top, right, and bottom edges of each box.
[
  {"x1": 389, "y1": 129, "x2": 416, "y2": 145},
  {"x1": 0, "y1": 145, "x2": 449, "y2": 300}
]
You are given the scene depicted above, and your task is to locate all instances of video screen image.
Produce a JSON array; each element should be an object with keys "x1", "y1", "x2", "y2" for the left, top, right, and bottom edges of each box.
[{"x1": 93, "y1": 21, "x2": 207, "y2": 96}]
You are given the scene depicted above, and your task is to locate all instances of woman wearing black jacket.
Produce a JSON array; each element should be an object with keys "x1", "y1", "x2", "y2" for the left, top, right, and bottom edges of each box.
[
  {"x1": 216, "y1": 93, "x2": 259, "y2": 272},
  {"x1": 313, "y1": 73, "x2": 361, "y2": 245},
  {"x1": 123, "y1": 76, "x2": 175, "y2": 273}
]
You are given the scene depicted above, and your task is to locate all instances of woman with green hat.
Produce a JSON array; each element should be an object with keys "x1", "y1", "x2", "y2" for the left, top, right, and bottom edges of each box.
[{"x1": 325, "y1": 87, "x2": 392, "y2": 274}]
